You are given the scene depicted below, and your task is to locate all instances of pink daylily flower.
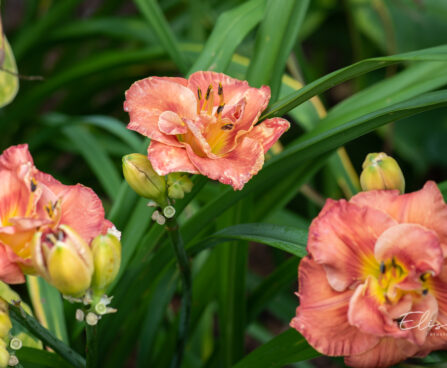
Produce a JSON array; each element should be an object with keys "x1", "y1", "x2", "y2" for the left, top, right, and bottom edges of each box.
[
  {"x1": 124, "y1": 71, "x2": 290, "y2": 190},
  {"x1": 0, "y1": 144, "x2": 112, "y2": 283},
  {"x1": 291, "y1": 181, "x2": 447, "y2": 367}
]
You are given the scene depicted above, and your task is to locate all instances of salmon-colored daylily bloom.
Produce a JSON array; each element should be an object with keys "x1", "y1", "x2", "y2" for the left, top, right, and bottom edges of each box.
[
  {"x1": 124, "y1": 71, "x2": 290, "y2": 190},
  {"x1": 0, "y1": 144, "x2": 112, "y2": 284},
  {"x1": 291, "y1": 181, "x2": 447, "y2": 368}
]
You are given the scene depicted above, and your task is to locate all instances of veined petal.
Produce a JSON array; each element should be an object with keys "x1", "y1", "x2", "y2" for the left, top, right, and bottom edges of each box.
[
  {"x1": 0, "y1": 144, "x2": 34, "y2": 171},
  {"x1": 187, "y1": 71, "x2": 270, "y2": 133},
  {"x1": 345, "y1": 337, "x2": 418, "y2": 368},
  {"x1": 125, "y1": 77, "x2": 196, "y2": 145},
  {"x1": 401, "y1": 294, "x2": 438, "y2": 346},
  {"x1": 351, "y1": 181, "x2": 447, "y2": 255},
  {"x1": 185, "y1": 136, "x2": 264, "y2": 190},
  {"x1": 148, "y1": 141, "x2": 199, "y2": 176},
  {"x1": 308, "y1": 200, "x2": 397, "y2": 291},
  {"x1": 374, "y1": 223, "x2": 443, "y2": 276},
  {"x1": 347, "y1": 277, "x2": 410, "y2": 339},
  {"x1": 290, "y1": 257, "x2": 379, "y2": 356},
  {"x1": 187, "y1": 71, "x2": 252, "y2": 108},
  {"x1": 246, "y1": 118, "x2": 290, "y2": 153},
  {"x1": 158, "y1": 111, "x2": 188, "y2": 135},
  {"x1": 127, "y1": 109, "x2": 182, "y2": 147},
  {"x1": 56, "y1": 185, "x2": 106, "y2": 244},
  {"x1": 418, "y1": 261, "x2": 447, "y2": 353},
  {"x1": 37, "y1": 172, "x2": 107, "y2": 244},
  {"x1": 0, "y1": 244, "x2": 25, "y2": 284}
]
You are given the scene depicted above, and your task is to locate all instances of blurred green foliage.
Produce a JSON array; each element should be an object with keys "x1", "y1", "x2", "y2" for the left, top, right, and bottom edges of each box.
[{"x1": 2, "y1": 0, "x2": 447, "y2": 367}]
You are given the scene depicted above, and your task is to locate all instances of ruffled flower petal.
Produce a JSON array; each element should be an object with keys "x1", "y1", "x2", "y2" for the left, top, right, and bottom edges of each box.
[
  {"x1": 374, "y1": 223, "x2": 443, "y2": 276},
  {"x1": 0, "y1": 144, "x2": 34, "y2": 171},
  {"x1": 0, "y1": 243, "x2": 25, "y2": 284},
  {"x1": 246, "y1": 118, "x2": 290, "y2": 153},
  {"x1": 345, "y1": 337, "x2": 418, "y2": 368},
  {"x1": 290, "y1": 257, "x2": 379, "y2": 356},
  {"x1": 158, "y1": 111, "x2": 188, "y2": 135},
  {"x1": 347, "y1": 277, "x2": 410, "y2": 339},
  {"x1": 185, "y1": 136, "x2": 264, "y2": 190},
  {"x1": 148, "y1": 141, "x2": 199, "y2": 176},
  {"x1": 308, "y1": 200, "x2": 397, "y2": 291},
  {"x1": 418, "y1": 262, "x2": 447, "y2": 353},
  {"x1": 125, "y1": 77, "x2": 196, "y2": 146},
  {"x1": 351, "y1": 181, "x2": 447, "y2": 255}
]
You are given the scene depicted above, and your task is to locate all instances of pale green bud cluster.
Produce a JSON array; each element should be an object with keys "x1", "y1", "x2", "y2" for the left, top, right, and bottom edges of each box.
[{"x1": 167, "y1": 173, "x2": 193, "y2": 199}]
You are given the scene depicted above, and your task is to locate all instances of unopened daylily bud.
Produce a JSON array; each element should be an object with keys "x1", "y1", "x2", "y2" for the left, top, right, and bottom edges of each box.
[
  {"x1": 122, "y1": 154, "x2": 167, "y2": 206},
  {"x1": 0, "y1": 341, "x2": 8, "y2": 368},
  {"x1": 31, "y1": 225, "x2": 94, "y2": 297},
  {"x1": 360, "y1": 152, "x2": 405, "y2": 194},
  {"x1": 167, "y1": 173, "x2": 193, "y2": 199},
  {"x1": 91, "y1": 234, "x2": 121, "y2": 294},
  {"x1": 0, "y1": 299, "x2": 11, "y2": 339}
]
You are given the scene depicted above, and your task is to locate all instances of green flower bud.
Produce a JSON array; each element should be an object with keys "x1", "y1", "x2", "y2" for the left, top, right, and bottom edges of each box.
[
  {"x1": 167, "y1": 173, "x2": 193, "y2": 199},
  {"x1": 0, "y1": 299, "x2": 11, "y2": 340},
  {"x1": 31, "y1": 225, "x2": 94, "y2": 297},
  {"x1": 0, "y1": 341, "x2": 9, "y2": 368},
  {"x1": 91, "y1": 233, "x2": 121, "y2": 295},
  {"x1": 360, "y1": 152, "x2": 405, "y2": 194},
  {"x1": 122, "y1": 154, "x2": 167, "y2": 206}
]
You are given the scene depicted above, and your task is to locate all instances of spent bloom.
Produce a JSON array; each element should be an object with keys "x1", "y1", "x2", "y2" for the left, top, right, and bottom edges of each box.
[
  {"x1": 124, "y1": 71, "x2": 290, "y2": 190},
  {"x1": 0, "y1": 144, "x2": 116, "y2": 286},
  {"x1": 291, "y1": 181, "x2": 447, "y2": 367}
]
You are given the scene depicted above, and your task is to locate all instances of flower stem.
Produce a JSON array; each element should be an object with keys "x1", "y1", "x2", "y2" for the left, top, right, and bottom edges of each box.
[
  {"x1": 86, "y1": 324, "x2": 98, "y2": 368},
  {"x1": 9, "y1": 303, "x2": 86, "y2": 368},
  {"x1": 166, "y1": 216, "x2": 191, "y2": 368}
]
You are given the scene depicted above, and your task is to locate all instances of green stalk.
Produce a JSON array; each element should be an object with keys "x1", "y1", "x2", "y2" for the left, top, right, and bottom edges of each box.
[
  {"x1": 9, "y1": 303, "x2": 86, "y2": 368},
  {"x1": 86, "y1": 324, "x2": 98, "y2": 368},
  {"x1": 166, "y1": 216, "x2": 191, "y2": 368}
]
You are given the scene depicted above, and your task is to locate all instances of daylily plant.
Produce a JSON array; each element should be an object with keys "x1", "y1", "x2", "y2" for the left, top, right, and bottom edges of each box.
[
  {"x1": 0, "y1": 144, "x2": 114, "y2": 285},
  {"x1": 124, "y1": 71, "x2": 290, "y2": 190},
  {"x1": 291, "y1": 182, "x2": 447, "y2": 367}
]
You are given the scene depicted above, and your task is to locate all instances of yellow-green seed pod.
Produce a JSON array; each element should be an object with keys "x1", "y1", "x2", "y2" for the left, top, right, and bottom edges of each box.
[
  {"x1": 122, "y1": 154, "x2": 167, "y2": 206},
  {"x1": 360, "y1": 152, "x2": 405, "y2": 194},
  {"x1": 31, "y1": 225, "x2": 93, "y2": 297},
  {"x1": 91, "y1": 234, "x2": 121, "y2": 294},
  {"x1": 0, "y1": 342, "x2": 9, "y2": 368}
]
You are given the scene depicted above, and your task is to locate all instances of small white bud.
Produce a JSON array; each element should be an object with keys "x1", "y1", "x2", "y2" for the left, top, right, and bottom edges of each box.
[
  {"x1": 75, "y1": 309, "x2": 85, "y2": 322},
  {"x1": 85, "y1": 312, "x2": 98, "y2": 326},
  {"x1": 163, "y1": 205, "x2": 176, "y2": 219},
  {"x1": 8, "y1": 355, "x2": 18, "y2": 366},
  {"x1": 9, "y1": 338, "x2": 22, "y2": 351}
]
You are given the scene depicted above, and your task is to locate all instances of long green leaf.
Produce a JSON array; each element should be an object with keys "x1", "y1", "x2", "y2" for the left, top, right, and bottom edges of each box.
[
  {"x1": 247, "y1": 257, "x2": 298, "y2": 322},
  {"x1": 16, "y1": 347, "x2": 72, "y2": 368},
  {"x1": 133, "y1": 0, "x2": 188, "y2": 73},
  {"x1": 210, "y1": 223, "x2": 307, "y2": 258},
  {"x1": 27, "y1": 277, "x2": 69, "y2": 345},
  {"x1": 233, "y1": 329, "x2": 318, "y2": 368},
  {"x1": 189, "y1": 0, "x2": 267, "y2": 74},
  {"x1": 62, "y1": 125, "x2": 121, "y2": 199},
  {"x1": 247, "y1": 0, "x2": 309, "y2": 100},
  {"x1": 262, "y1": 44, "x2": 447, "y2": 120}
]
